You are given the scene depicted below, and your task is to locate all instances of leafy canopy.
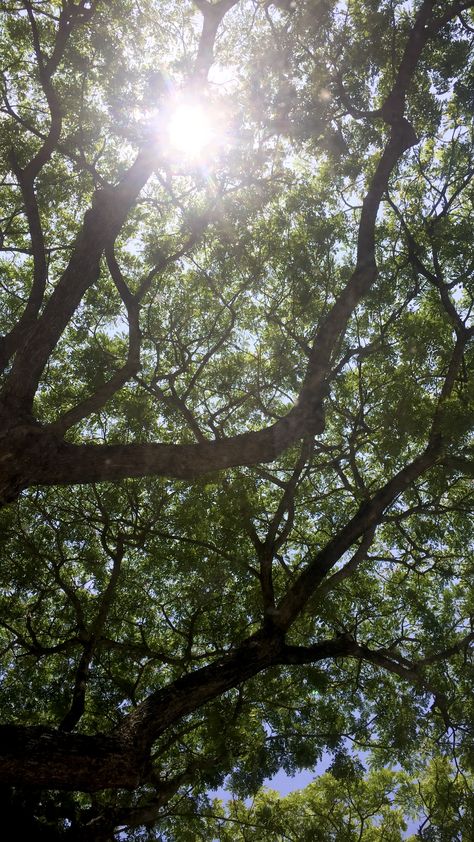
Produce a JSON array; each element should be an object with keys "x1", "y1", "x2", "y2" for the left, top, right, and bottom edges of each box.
[{"x1": 0, "y1": 0, "x2": 473, "y2": 839}]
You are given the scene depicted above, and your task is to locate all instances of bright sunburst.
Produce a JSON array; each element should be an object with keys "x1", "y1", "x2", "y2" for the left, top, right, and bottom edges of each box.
[{"x1": 163, "y1": 99, "x2": 223, "y2": 163}]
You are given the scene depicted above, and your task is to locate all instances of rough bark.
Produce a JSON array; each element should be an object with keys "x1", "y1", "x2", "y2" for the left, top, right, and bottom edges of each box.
[{"x1": 0, "y1": 726, "x2": 140, "y2": 790}]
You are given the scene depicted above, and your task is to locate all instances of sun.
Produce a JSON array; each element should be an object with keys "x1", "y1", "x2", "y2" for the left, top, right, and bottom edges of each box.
[{"x1": 162, "y1": 98, "x2": 223, "y2": 163}]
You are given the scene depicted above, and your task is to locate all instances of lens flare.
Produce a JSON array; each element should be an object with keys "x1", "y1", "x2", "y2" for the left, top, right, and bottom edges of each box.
[{"x1": 164, "y1": 100, "x2": 221, "y2": 162}]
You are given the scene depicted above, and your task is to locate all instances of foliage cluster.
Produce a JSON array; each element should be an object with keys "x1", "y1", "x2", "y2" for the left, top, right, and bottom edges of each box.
[{"x1": 0, "y1": 0, "x2": 473, "y2": 839}]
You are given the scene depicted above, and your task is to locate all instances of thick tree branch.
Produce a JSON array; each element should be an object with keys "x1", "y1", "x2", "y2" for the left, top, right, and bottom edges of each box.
[
  {"x1": 311, "y1": 526, "x2": 376, "y2": 602},
  {"x1": 280, "y1": 637, "x2": 452, "y2": 726},
  {"x1": 0, "y1": 149, "x2": 156, "y2": 414},
  {"x1": 193, "y1": 0, "x2": 241, "y2": 79}
]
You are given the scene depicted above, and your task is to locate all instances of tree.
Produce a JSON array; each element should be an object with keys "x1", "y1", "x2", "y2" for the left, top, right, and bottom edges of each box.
[
  {"x1": 0, "y1": 0, "x2": 473, "y2": 837},
  {"x1": 170, "y1": 759, "x2": 474, "y2": 840}
]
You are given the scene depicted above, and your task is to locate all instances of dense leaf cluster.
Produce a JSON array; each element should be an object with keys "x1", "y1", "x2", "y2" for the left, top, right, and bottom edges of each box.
[{"x1": 0, "y1": 0, "x2": 473, "y2": 839}]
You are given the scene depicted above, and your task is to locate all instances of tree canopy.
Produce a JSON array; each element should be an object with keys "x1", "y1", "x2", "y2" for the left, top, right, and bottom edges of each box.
[
  {"x1": 0, "y1": 0, "x2": 473, "y2": 838},
  {"x1": 170, "y1": 758, "x2": 474, "y2": 840}
]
